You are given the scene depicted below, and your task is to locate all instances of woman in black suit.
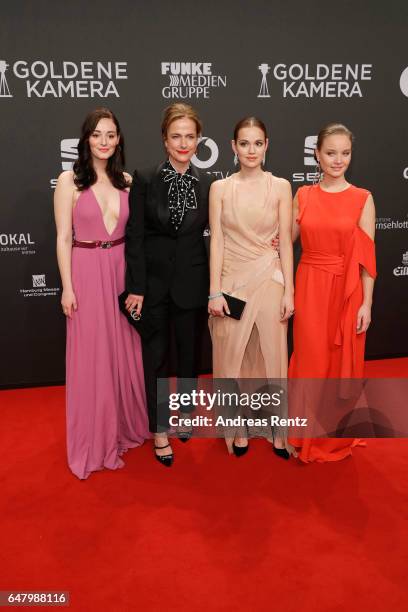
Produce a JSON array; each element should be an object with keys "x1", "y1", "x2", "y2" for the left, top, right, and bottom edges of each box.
[{"x1": 125, "y1": 103, "x2": 213, "y2": 466}]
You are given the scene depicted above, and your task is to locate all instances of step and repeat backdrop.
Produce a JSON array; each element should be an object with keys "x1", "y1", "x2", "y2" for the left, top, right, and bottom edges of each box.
[{"x1": 1, "y1": 1, "x2": 407, "y2": 386}]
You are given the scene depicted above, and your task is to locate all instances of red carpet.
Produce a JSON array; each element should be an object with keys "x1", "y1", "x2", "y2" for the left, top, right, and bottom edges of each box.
[{"x1": 1, "y1": 359, "x2": 407, "y2": 611}]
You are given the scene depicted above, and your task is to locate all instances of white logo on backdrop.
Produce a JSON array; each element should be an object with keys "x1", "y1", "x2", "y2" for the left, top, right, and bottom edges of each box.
[
  {"x1": 5, "y1": 60, "x2": 127, "y2": 98},
  {"x1": 192, "y1": 137, "x2": 219, "y2": 169},
  {"x1": 304, "y1": 135, "x2": 318, "y2": 166},
  {"x1": 0, "y1": 232, "x2": 35, "y2": 254},
  {"x1": 61, "y1": 138, "x2": 79, "y2": 170},
  {"x1": 161, "y1": 62, "x2": 227, "y2": 99},
  {"x1": 399, "y1": 67, "x2": 408, "y2": 97},
  {"x1": 0, "y1": 60, "x2": 12, "y2": 97},
  {"x1": 257, "y1": 63, "x2": 373, "y2": 98},
  {"x1": 376, "y1": 217, "x2": 408, "y2": 230},
  {"x1": 258, "y1": 64, "x2": 271, "y2": 98},
  {"x1": 32, "y1": 274, "x2": 46, "y2": 288},
  {"x1": 393, "y1": 250, "x2": 408, "y2": 277},
  {"x1": 292, "y1": 135, "x2": 319, "y2": 183},
  {"x1": 19, "y1": 275, "x2": 60, "y2": 298}
]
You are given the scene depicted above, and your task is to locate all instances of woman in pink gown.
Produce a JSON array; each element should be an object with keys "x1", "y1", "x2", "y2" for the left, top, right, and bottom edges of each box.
[{"x1": 54, "y1": 108, "x2": 148, "y2": 480}]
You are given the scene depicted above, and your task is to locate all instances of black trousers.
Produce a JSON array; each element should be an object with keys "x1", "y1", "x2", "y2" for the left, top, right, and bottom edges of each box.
[{"x1": 141, "y1": 294, "x2": 201, "y2": 433}]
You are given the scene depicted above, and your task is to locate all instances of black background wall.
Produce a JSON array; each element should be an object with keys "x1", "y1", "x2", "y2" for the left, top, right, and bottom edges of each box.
[{"x1": 1, "y1": 1, "x2": 407, "y2": 387}]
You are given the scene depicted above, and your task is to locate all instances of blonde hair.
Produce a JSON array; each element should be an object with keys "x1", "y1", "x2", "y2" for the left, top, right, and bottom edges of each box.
[
  {"x1": 316, "y1": 122, "x2": 354, "y2": 150},
  {"x1": 161, "y1": 103, "x2": 202, "y2": 139}
]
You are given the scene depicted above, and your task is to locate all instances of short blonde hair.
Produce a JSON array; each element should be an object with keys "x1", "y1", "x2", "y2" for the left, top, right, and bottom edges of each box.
[{"x1": 161, "y1": 103, "x2": 202, "y2": 139}]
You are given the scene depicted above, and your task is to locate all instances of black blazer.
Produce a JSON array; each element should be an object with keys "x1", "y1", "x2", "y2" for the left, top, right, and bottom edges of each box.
[{"x1": 125, "y1": 162, "x2": 214, "y2": 309}]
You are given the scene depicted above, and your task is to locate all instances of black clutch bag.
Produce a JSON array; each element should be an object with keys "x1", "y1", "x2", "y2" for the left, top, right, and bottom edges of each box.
[
  {"x1": 222, "y1": 292, "x2": 246, "y2": 320},
  {"x1": 118, "y1": 291, "x2": 157, "y2": 340}
]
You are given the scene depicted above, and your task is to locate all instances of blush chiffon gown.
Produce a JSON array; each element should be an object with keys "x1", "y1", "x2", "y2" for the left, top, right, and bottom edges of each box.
[
  {"x1": 210, "y1": 172, "x2": 288, "y2": 451},
  {"x1": 66, "y1": 188, "x2": 149, "y2": 479},
  {"x1": 288, "y1": 183, "x2": 376, "y2": 462}
]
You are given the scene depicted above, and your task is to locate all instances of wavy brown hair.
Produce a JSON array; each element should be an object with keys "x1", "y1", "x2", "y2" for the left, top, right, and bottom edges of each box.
[{"x1": 73, "y1": 107, "x2": 127, "y2": 191}]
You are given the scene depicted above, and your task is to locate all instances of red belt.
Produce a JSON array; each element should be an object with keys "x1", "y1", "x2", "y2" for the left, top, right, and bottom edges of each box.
[
  {"x1": 300, "y1": 250, "x2": 344, "y2": 275},
  {"x1": 73, "y1": 236, "x2": 125, "y2": 249}
]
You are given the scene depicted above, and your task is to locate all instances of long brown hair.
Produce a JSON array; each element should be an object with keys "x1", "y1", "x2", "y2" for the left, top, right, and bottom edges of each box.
[{"x1": 73, "y1": 107, "x2": 127, "y2": 191}]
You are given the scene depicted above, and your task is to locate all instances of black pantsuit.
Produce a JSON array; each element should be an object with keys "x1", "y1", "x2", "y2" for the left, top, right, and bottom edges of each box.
[{"x1": 125, "y1": 162, "x2": 213, "y2": 432}]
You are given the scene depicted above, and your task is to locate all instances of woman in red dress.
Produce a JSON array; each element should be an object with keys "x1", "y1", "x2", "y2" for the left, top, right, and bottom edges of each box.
[{"x1": 289, "y1": 123, "x2": 376, "y2": 462}]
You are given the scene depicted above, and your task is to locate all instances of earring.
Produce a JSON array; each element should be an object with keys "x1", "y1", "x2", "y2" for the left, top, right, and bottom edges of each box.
[
  {"x1": 234, "y1": 153, "x2": 239, "y2": 166},
  {"x1": 263, "y1": 153, "x2": 266, "y2": 165}
]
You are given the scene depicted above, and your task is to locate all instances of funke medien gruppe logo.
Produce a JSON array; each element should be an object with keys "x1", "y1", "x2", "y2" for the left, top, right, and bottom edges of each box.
[{"x1": 161, "y1": 62, "x2": 227, "y2": 99}]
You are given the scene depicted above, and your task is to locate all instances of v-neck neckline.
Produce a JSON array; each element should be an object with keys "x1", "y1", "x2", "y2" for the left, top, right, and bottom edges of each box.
[{"x1": 89, "y1": 187, "x2": 122, "y2": 237}]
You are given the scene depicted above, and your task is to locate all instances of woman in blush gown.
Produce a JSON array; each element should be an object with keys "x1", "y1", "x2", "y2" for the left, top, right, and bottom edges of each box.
[
  {"x1": 209, "y1": 117, "x2": 295, "y2": 458},
  {"x1": 289, "y1": 122, "x2": 376, "y2": 462},
  {"x1": 54, "y1": 108, "x2": 148, "y2": 480}
]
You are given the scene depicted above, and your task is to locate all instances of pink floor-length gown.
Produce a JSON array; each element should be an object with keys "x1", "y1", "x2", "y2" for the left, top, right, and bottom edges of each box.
[{"x1": 66, "y1": 188, "x2": 149, "y2": 479}]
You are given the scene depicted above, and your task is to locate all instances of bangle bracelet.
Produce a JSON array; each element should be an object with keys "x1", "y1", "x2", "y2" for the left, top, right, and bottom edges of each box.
[{"x1": 208, "y1": 292, "x2": 223, "y2": 300}]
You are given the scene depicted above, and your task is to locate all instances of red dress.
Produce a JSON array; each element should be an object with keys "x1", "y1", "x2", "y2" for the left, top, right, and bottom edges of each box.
[{"x1": 289, "y1": 184, "x2": 376, "y2": 462}]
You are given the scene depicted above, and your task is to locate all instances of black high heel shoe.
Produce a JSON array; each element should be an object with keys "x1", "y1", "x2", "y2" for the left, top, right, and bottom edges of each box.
[
  {"x1": 154, "y1": 443, "x2": 174, "y2": 467},
  {"x1": 272, "y1": 432, "x2": 290, "y2": 460},
  {"x1": 176, "y1": 419, "x2": 193, "y2": 443},
  {"x1": 273, "y1": 446, "x2": 290, "y2": 460},
  {"x1": 232, "y1": 441, "x2": 249, "y2": 457}
]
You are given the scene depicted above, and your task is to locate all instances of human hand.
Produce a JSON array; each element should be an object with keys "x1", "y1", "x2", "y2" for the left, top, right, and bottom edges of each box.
[
  {"x1": 208, "y1": 295, "x2": 230, "y2": 317},
  {"x1": 61, "y1": 289, "x2": 77, "y2": 318},
  {"x1": 280, "y1": 292, "x2": 294, "y2": 321},
  {"x1": 357, "y1": 303, "x2": 371, "y2": 334},
  {"x1": 271, "y1": 233, "x2": 280, "y2": 252},
  {"x1": 125, "y1": 293, "x2": 144, "y2": 316}
]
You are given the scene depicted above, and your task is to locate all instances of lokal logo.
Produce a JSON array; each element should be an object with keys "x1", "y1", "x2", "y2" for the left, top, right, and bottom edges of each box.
[
  {"x1": 292, "y1": 135, "x2": 320, "y2": 183},
  {"x1": 1, "y1": 60, "x2": 128, "y2": 98},
  {"x1": 161, "y1": 62, "x2": 227, "y2": 99},
  {"x1": 0, "y1": 60, "x2": 12, "y2": 97},
  {"x1": 20, "y1": 274, "x2": 60, "y2": 298},
  {"x1": 393, "y1": 251, "x2": 408, "y2": 277},
  {"x1": 192, "y1": 136, "x2": 219, "y2": 169},
  {"x1": 257, "y1": 63, "x2": 373, "y2": 98},
  {"x1": 0, "y1": 232, "x2": 36, "y2": 255},
  {"x1": 32, "y1": 274, "x2": 46, "y2": 288}
]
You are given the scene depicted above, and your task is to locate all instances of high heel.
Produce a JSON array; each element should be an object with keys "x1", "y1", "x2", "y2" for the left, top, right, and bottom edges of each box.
[
  {"x1": 272, "y1": 430, "x2": 290, "y2": 460},
  {"x1": 154, "y1": 443, "x2": 174, "y2": 467},
  {"x1": 176, "y1": 420, "x2": 193, "y2": 443},
  {"x1": 232, "y1": 442, "x2": 249, "y2": 457},
  {"x1": 273, "y1": 446, "x2": 290, "y2": 460},
  {"x1": 232, "y1": 425, "x2": 249, "y2": 457},
  {"x1": 232, "y1": 441, "x2": 249, "y2": 457}
]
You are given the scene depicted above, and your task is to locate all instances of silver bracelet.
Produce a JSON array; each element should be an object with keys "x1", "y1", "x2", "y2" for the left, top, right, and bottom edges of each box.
[{"x1": 208, "y1": 292, "x2": 223, "y2": 300}]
